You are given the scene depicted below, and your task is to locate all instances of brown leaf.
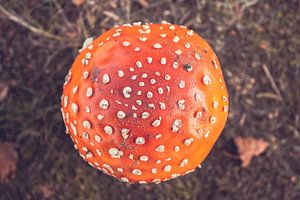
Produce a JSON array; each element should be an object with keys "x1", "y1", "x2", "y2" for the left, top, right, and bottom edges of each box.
[
  {"x1": 0, "y1": 82, "x2": 9, "y2": 103},
  {"x1": 234, "y1": 137, "x2": 269, "y2": 168},
  {"x1": 137, "y1": 0, "x2": 149, "y2": 8},
  {"x1": 38, "y1": 184, "x2": 55, "y2": 199},
  {"x1": 0, "y1": 142, "x2": 18, "y2": 182},
  {"x1": 72, "y1": 0, "x2": 85, "y2": 7}
]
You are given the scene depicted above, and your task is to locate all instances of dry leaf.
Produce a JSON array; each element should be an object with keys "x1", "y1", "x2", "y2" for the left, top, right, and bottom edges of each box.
[
  {"x1": 137, "y1": 0, "x2": 149, "y2": 8},
  {"x1": 38, "y1": 184, "x2": 55, "y2": 199},
  {"x1": 234, "y1": 137, "x2": 269, "y2": 168},
  {"x1": 0, "y1": 142, "x2": 18, "y2": 182},
  {"x1": 0, "y1": 82, "x2": 9, "y2": 103},
  {"x1": 72, "y1": 0, "x2": 85, "y2": 7}
]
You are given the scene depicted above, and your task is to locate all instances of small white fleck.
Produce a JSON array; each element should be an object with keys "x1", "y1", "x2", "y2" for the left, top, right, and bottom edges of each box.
[
  {"x1": 184, "y1": 138, "x2": 194, "y2": 146},
  {"x1": 72, "y1": 85, "x2": 78, "y2": 94},
  {"x1": 82, "y1": 132, "x2": 89, "y2": 139},
  {"x1": 117, "y1": 111, "x2": 126, "y2": 119},
  {"x1": 104, "y1": 125, "x2": 113, "y2": 134},
  {"x1": 132, "y1": 169, "x2": 142, "y2": 175},
  {"x1": 160, "y1": 33, "x2": 167, "y2": 38},
  {"x1": 139, "y1": 82, "x2": 145, "y2": 87},
  {"x1": 147, "y1": 57, "x2": 153, "y2": 64},
  {"x1": 123, "y1": 86, "x2": 132, "y2": 98},
  {"x1": 210, "y1": 116, "x2": 217, "y2": 124},
  {"x1": 195, "y1": 53, "x2": 202, "y2": 60},
  {"x1": 71, "y1": 103, "x2": 78, "y2": 113},
  {"x1": 204, "y1": 131, "x2": 210, "y2": 138},
  {"x1": 148, "y1": 104, "x2": 155, "y2": 109},
  {"x1": 175, "y1": 49, "x2": 182, "y2": 55},
  {"x1": 164, "y1": 74, "x2": 171, "y2": 80},
  {"x1": 86, "y1": 87, "x2": 93, "y2": 97},
  {"x1": 137, "y1": 91, "x2": 142, "y2": 96},
  {"x1": 179, "y1": 80, "x2": 185, "y2": 88},
  {"x1": 187, "y1": 30, "x2": 194, "y2": 36},
  {"x1": 132, "y1": 105, "x2": 137, "y2": 111},
  {"x1": 177, "y1": 99, "x2": 186, "y2": 110},
  {"x1": 169, "y1": 25, "x2": 175, "y2": 30},
  {"x1": 142, "y1": 73, "x2": 148, "y2": 78},
  {"x1": 131, "y1": 75, "x2": 137, "y2": 80},
  {"x1": 185, "y1": 43, "x2": 191, "y2": 48},
  {"x1": 222, "y1": 96, "x2": 228, "y2": 102},
  {"x1": 134, "y1": 47, "x2": 141, "y2": 52},
  {"x1": 118, "y1": 70, "x2": 124, "y2": 77},
  {"x1": 154, "y1": 43, "x2": 162, "y2": 49},
  {"x1": 123, "y1": 41, "x2": 130, "y2": 47},
  {"x1": 156, "y1": 160, "x2": 161, "y2": 164},
  {"x1": 159, "y1": 102, "x2": 166, "y2": 110},
  {"x1": 136, "y1": 100, "x2": 142, "y2": 106},
  {"x1": 212, "y1": 101, "x2": 218, "y2": 109},
  {"x1": 172, "y1": 119, "x2": 182, "y2": 132},
  {"x1": 117, "y1": 168, "x2": 123, "y2": 172},
  {"x1": 173, "y1": 36, "x2": 180, "y2": 43},
  {"x1": 172, "y1": 61, "x2": 178, "y2": 69},
  {"x1": 97, "y1": 114, "x2": 104, "y2": 120},
  {"x1": 223, "y1": 106, "x2": 228, "y2": 112},
  {"x1": 155, "y1": 134, "x2": 162, "y2": 139},
  {"x1": 157, "y1": 87, "x2": 163, "y2": 94},
  {"x1": 136, "y1": 61, "x2": 143, "y2": 68},
  {"x1": 203, "y1": 75, "x2": 212, "y2": 85},
  {"x1": 83, "y1": 71, "x2": 89, "y2": 79},
  {"x1": 94, "y1": 135, "x2": 101, "y2": 142},
  {"x1": 83, "y1": 120, "x2": 91, "y2": 129},
  {"x1": 121, "y1": 128, "x2": 130, "y2": 139},
  {"x1": 139, "y1": 36, "x2": 147, "y2": 42},
  {"x1": 147, "y1": 91, "x2": 153, "y2": 99},
  {"x1": 155, "y1": 145, "x2": 165, "y2": 152},
  {"x1": 109, "y1": 148, "x2": 123, "y2": 158},
  {"x1": 121, "y1": 177, "x2": 129, "y2": 182},
  {"x1": 142, "y1": 112, "x2": 150, "y2": 119},
  {"x1": 151, "y1": 168, "x2": 157, "y2": 174},
  {"x1": 140, "y1": 155, "x2": 149, "y2": 162},
  {"x1": 85, "y1": 152, "x2": 93, "y2": 159},
  {"x1": 164, "y1": 165, "x2": 172, "y2": 172},
  {"x1": 180, "y1": 159, "x2": 188, "y2": 167},
  {"x1": 174, "y1": 146, "x2": 180, "y2": 152},
  {"x1": 135, "y1": 137, "x2": 145, "y2": 145},
  {"x1": 102, "y1": 74, "x2": 110, "y2": 84},
  {"x1": 160, "y1": 57, "x2": 167, "y2": 65},
  {"x1": 99, "y1": 99, "x2": 109, "y2": 109},
  {"x1": 85, "y1": 106, "x2": 91, "y2": 113},
  {"x1": 152, "y1": 117, "x2": 161, "y2": 127}
]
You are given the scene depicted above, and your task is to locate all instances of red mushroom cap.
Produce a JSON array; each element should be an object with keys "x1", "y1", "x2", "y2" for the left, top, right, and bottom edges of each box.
[{"x1": 61, "y1": 21, "x2": 229, "y2": 184}]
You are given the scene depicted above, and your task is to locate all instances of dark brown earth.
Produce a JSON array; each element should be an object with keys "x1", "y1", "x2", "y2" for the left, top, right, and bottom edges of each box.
[{"x1": 0, "y1": 0, "x2": 299, "y2": 199}]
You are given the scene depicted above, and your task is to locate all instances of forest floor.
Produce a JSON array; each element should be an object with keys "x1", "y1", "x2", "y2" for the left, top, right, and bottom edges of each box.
[{"x1": 0, "y1": 0, "x2": 299, "y2": 199}]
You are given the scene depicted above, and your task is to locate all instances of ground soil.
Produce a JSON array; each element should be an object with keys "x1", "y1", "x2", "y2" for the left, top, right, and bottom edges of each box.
[{"x1": 0, "y1": 0, "x2": 299, "y2": 199}]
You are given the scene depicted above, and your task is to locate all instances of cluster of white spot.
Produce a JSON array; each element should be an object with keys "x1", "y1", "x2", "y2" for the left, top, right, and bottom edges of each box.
[{"x1": 109, "y1": 148, "x2": 123, "y2": 158}]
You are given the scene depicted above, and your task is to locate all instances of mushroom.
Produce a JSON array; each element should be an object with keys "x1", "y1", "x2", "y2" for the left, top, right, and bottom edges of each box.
[{"x1": 61, "y1": 21, "x2": 229, "y2": 184}]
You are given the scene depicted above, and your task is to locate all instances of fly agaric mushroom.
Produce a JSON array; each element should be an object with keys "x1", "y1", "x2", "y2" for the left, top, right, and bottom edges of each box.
[{"x1": 61, "y1": 21, "x2": 228, "y2": 184}]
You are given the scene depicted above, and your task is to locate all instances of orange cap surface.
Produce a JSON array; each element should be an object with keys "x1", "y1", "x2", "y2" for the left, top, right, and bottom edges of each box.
[{"x1": 61, "y1": 22, "x2": 229, "y2": 184}]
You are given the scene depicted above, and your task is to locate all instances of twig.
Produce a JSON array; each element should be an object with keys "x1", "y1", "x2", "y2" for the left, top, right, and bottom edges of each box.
[
  {"x1": 0, "y1": 4, "x2": 64, "y2": 41},
  {"x1": 261, "y1": 64, "x2": 284, "y2": 102},
  {"x1": 52, "y1": 0, "x2": 74, "y2": 31},
  {"x1": 125, "y1": 0, "x2": 131, "y2": 23}
]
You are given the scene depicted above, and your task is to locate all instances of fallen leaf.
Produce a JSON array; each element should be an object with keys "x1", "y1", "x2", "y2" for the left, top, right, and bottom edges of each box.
[
  {"x1": 0, "y1": 142, "x2": 18, "y2": 182},
  {"x1": 234, "y1": 137, "x2": 269, "y2": 168},
  {"x1": 137, "y1": 0, "x2": 149, "y2": 8},
  {"x1": 0, "y1": 82, "x2": 9, "y2": 103},
  {"x1": 38, "y1": 184, "x2": 55, "y2": 199},
  {"x1": 72, "y1": 0, "x2": 85, "y2": 7}
]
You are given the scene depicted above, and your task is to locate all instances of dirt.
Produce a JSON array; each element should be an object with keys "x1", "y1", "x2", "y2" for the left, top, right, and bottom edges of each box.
[{"x1": 0, "y1": 0, "x2": 299, "y2": 199}]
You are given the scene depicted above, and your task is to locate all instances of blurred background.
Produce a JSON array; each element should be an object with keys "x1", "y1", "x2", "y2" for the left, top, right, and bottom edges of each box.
[{"x1": 0, "y1": 0, "x2": 299, "y2": 199}]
